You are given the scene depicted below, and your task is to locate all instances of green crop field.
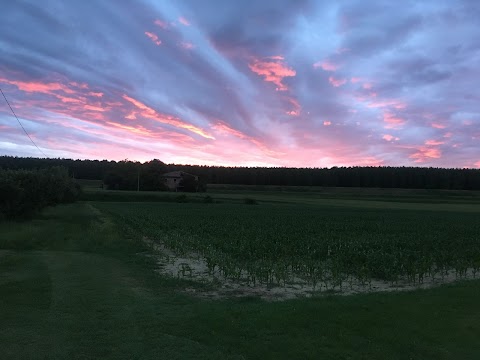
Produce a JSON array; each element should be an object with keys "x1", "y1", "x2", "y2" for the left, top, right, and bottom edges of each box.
[
  {"x1": 1, "y1": 189, "x2": 480, "y2": 359},
  {"x1": 97, "y1": 199, "x2": 480, "y2": 292}
]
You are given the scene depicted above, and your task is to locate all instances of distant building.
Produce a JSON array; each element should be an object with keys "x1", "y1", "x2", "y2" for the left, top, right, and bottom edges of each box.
[{"x1": 161, "y1": 171, "x2": 199, "y2": 191}]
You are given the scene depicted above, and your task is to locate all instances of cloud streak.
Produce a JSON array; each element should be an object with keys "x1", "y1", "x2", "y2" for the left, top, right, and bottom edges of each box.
[
  {"x1": 0, "y1": 0, "x2": 478, "y2": 168},
  {"x1": 145, "y1": 31, "x2": 162, "y2": 45},
  {"x1": 249, "y1": 56, "x2": 296, "y2": 91}
]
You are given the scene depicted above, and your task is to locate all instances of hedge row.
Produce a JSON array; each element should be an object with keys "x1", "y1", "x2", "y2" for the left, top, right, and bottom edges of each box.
[{"x1": 0, "y1": 167, "x2": 81, "y2": 220}]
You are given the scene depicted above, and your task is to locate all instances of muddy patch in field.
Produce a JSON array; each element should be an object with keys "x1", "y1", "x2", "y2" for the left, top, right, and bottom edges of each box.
[{"x1": 142, "y1": 238, "x2": 479, "y2": 301}]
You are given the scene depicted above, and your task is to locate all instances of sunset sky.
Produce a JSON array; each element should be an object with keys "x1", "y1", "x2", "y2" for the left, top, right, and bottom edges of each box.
[{"x1": 1, "y1": 0, "x2": 479, "y2": 168}]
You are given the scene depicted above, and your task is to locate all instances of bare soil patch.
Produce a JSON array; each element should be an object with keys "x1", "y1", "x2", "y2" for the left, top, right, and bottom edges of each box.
[{"x1": 142, "y1": 237, "x2": 478, "y2": 301}]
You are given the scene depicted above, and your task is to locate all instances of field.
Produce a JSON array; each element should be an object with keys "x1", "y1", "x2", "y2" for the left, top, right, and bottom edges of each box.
[
  {"x1": 1, "y1": 187, "x2": 480, "y2": 358},
  {"x1": 98, "y1": 201, "x2": 480, "y2": 295}
]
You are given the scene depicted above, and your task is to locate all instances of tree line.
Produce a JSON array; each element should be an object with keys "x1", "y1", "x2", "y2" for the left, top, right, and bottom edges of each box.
[
  {"x1": 1, "y1": 156, "x2": 480, "y2": 190},
  {"x1": 0, "y1": 166, "x2": 81, "y2": 220}
]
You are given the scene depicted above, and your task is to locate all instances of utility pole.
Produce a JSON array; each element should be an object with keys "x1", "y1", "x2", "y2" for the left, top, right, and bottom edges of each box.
[{"x1": 137, "y1": 169, "x2": 140, "y2": 192}]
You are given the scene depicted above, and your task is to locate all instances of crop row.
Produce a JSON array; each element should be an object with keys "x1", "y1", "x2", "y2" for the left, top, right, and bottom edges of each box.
[{"x1": 98, "y1": 202, "x2": 480, "y2": 289}]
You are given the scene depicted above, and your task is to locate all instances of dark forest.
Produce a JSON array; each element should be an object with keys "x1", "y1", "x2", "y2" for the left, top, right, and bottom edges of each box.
[{"x1": 1, "y1": 156, "x2": 480, "y2": 191}]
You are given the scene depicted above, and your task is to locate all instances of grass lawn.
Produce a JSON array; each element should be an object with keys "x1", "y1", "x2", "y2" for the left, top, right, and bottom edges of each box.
[{"x1": 1, "y1": 202, "x2": 480, "y2": 359}]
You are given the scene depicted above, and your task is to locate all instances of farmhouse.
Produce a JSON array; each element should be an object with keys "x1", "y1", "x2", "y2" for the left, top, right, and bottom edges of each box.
[{"x1": 161, "y1": 171, "x2": 199, "y2": 191}]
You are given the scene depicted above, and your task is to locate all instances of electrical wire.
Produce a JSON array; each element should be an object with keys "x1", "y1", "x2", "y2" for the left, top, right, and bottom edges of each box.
[{"x1": 0, "y1": 87, "x2": 47, "y2": 157}]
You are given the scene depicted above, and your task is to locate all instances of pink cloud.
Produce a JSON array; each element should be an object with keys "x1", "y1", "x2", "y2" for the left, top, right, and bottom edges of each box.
[
  {"x1": 409, "y1": 147, "x2": 442, "y2": 162},
  {"x1": 443, "y1": 132, "x2": 453, "y2": 138},
  {"x1": 286, "y1": 111, "x2": 300, "y2": 116},
  {"x1": 350, "y1": 77, "x2": 362, "y2": 83},
  {"x1": 328, "y1": 76, "x2": 347, "y2": 87},
  {"x1": 357, "y1": 157, "x2": 383, "y2": 166},
  {"x1": 284, "y1": 147, "x2": 384, "y2": 167},
  {"x1": 2, "y1": 77, "x2": 392, "y2": 167},
  {"x1": 0, "y1": 73, "x2": 219, "y2": 162},
  {"x1": 69, "y1": 82, "x2": 88, "y2": 89},
  {"x1": 313, "y1": 61, "x2": 339, "y2": 71},
  {"x1": 383, "y1": 134, "x2": 399, "y2": 141},
  {"x1": 0, "y1": 76, "x2": 114, "y2": 121},
  {"x1": 122, "y1": 94, "x2": 214, "y2": 139},
  {"x1": 211, "y1": 121, "x2": 284, "y2": 158},
  {"x1": 383, "y1": 112, "x2": 406, "y2": 129},
  {"x1": 5, "y1": 101, "x2": 189, "y2": 157},
  {"x1": 57, "y1": 95, "x2": 82, "y2": 103},
  {"x1": 42, "y1": 115, "x2": 196, "y2": 159},
  {"x1": 0, "y1": 77, "x2": 74, "y2": 94},
  {"x1": 362, "y1": 83, "x2": 373, "y2": 89},
  {"x1": 425, "y1": 139, "x2": 444, "y2": 146},
  {"x1": 125, "y1": 112, "x2": 137, "y2": 120},
  {"x1": 144, "y1": 31, "x2": 162, "y2": 46},
  {"x1": 0, "y1": 125, "x2": 12, "y2": 131},
  {"x1": 105, "y1": 101, "x2": 123, "y2": 107},
  {"x1": 106, "y1": 122, "x2": 155, "y2": 137},
  {"x1": 431, "y1": 122, "x2": 446, "y2": 129},
  {"x1": 367, "y1": 100, "x2": 406, "y2": 109},
  {"x1": 179, "y1": 16, "x2": 190, "y2": 26},
  {"x1": 286, "y1": 97, "x2": 301, "y2": 116},
  {"x1": 249, "y1": 57, "x2": 296, "y2": 91},
  {"x1": 154, "y1": 19, "x2": 168, "y2": 29},
  {"x1": 474, "y1": 161, "x2": 480, "y2": 168},
  {"x1": 84, "y1": 104, "x2": 106, "y2": 112},
  {"x1": 10, "y1": 64, "x2": 474, "y2": 168},
  {"x1": 212, "y1": 122, "x2": 247, "y2": 139},
  {"x1": 180, "y1": 42, "x2": 195, "y2": 50}
]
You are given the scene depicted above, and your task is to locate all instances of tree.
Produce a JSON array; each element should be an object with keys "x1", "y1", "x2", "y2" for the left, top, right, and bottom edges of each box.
[{"x1": 140, "y1": 159, "x2": 168, "y2": 191}]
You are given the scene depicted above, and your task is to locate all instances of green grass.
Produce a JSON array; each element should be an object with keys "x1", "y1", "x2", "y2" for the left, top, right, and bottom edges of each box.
[
  {"x1": 80, "y1": 183, "x2": 480, "y2": 209},
  {"x1": 75, "y1": 178, "x2": 104, "y2": 190},
  {"x1": 208, "y1": 183, "x2": 480, "y2": 203},
  {"x1": 1, "y1": 202, "x2": 480, "y2": 359}
]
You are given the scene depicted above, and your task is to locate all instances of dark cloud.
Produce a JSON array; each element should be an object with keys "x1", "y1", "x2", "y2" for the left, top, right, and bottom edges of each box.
[{"x1": 182, "y1": 0, "x2": 313, "y2": 55}]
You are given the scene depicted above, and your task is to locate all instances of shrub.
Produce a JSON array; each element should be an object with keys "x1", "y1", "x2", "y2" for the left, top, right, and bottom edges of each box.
[{"x1": 0, "y1": 167, "x2": 80, "y2": 220}]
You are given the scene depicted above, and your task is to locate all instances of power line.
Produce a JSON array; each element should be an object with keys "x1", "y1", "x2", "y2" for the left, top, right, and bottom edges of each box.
[{"x1": 0, "y1": 87, "x2": 47, "y2": 158}]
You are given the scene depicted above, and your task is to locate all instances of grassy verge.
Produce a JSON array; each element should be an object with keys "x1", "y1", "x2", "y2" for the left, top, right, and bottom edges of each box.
[
  {"x1": 80, "y1": 185, "x2": 480, "y2": 209},
  {"x1": 1, "y1": 202, "x2": 480, "y2": 359}
]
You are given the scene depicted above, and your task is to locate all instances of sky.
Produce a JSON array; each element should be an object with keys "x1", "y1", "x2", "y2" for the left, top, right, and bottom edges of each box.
[{"x1": 0, "y1": 0, "x2": 479, "y2": 168}]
